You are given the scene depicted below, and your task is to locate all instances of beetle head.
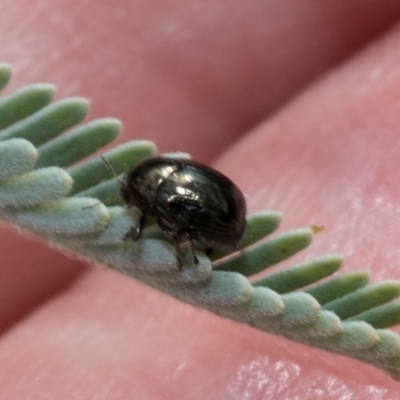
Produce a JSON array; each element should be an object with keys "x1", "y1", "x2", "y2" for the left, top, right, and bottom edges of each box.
[
  {"x1": 119, "y1": 176, "x2": 136, "y2": 208},
  {"x1": 122, "y1": 158, "x2": 178, "y2": 215}
]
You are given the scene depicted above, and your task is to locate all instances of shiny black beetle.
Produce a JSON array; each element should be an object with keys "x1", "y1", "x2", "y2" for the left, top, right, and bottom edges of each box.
[{"x1": 102, "y1": 156, "x2": 247, "y2": 269}]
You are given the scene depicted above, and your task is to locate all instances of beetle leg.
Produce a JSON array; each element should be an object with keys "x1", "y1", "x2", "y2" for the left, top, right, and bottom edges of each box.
[
  {"x1": 133, "y1": 213, "x2": 147, "y2": 241},
  {"x1": 122, "y1": 213, "x2": 146, "y2": 241},
  {"x1": 190, "y1": 241, "x2": 199, "y2": 266},
  {"x1": 172, "y1": 235, "x2": 183, "y2": 270},
  {"x1": 184, "y1": 233, "x2": 199, "y2": 266}
]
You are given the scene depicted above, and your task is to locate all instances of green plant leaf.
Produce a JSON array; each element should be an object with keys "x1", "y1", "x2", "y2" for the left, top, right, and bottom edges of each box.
[
  {"x1": 0, "y1": 167, "x2": 73, "y2": 207},
  {"x1": 0, "y1": 138, "x2": 37, "y2": 179},
  {"x1": 215, "y1": 229, "x2": 312, "y2": 276},
  {"x1": 252, "y1": 254, "x2": 343, "y2": 293},
  {"x1": 2, "y1": 69, "x2": 400, "y2": 380},
  {"x1": 323, "y1": 281, "x2": 400, "y2": 320},
  {"x1": 0, "y1": 98, "x2": 89, "y2": 146},
  {"x1": 0, "y1": 84, "x2": 56, "y2": 131},
  {"x1": 305, "y1": 270, "x2": 370, "y2": 305},
  {"x1": 36, "y1": 118, "x2": 121, "y2": 168},
  {"x1": 0, "y1": 63, "x2": 12, "y2": 91}
]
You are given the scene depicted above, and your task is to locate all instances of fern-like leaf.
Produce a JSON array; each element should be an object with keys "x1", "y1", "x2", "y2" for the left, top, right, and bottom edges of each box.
[{"x1": 1, "y1": 63, "x2": 400, "y2": 380}]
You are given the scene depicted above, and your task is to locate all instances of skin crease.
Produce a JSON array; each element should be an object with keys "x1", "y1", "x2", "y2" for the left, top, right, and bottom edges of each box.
[{"x1": 3, "y1": 0, "x2": 400, "y2": 398}]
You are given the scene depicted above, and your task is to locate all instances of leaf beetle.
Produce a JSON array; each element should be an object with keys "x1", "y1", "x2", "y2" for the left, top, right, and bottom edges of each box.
[{"x1": 101, "y1": 155, "x2": 247, "y2": 269}]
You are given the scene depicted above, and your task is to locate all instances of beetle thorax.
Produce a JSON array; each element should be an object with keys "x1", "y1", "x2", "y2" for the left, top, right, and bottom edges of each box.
[{"x1": 123, "y1": 161, "x2": 178, "y2": 215}]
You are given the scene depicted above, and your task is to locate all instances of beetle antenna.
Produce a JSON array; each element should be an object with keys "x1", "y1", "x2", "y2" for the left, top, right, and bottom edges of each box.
[{"x1": 100, "y1": 155, "x2": 123, "y2": 185}]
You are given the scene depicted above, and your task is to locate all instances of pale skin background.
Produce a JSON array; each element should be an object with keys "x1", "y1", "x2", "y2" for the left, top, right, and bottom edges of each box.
[{"x1": 1, "y1": 1, "x2": 400, "y2": 398}]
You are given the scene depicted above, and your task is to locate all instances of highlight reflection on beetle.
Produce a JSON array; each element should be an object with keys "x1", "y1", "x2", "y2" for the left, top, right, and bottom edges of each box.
[{"x1": 102, "y1": 156, "x2": 247, "y2": 269}]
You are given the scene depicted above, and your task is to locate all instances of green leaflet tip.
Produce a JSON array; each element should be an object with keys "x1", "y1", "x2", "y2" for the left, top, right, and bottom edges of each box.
[
  {"x1": 98, "y1": 117, "x2": 122, "y2": 126},
  {"x1": 293, "y1": 310, "x2": 343, "y2": 339},
  {"x1": 0, "y1": 83, "x2": 57, "y2": 131},
  {"x1": 347, "y1": 299, "x2": 400, "y2": 328},
  {"x1": 54, "y1": 96, "x2": 88, "y2": 114},
  {"x1": 0, "y1": 167, "x2": 73, "y2": 207},
  {"x1": 6, "y1": 197, "x2": 110, "y2": 237},
  {"x1": 252, "y1": 253, "x2": 343, "y2": 293},
  {"x1": 216, "y1": 228, "x2": 312, "y2": 276},
  {"x1": 0, "y1": 63, "x2": 12, "y2": 91},
  {"x1": 173, "y1": 271, "x2": 253, "y2": 309},
  {"x1": 30, "y1": 83, "x2": 57, "y2": 94},
  {"x1": 366, "y1": 329, "x2": 400, "y2": 360},
  {"x1": 0, "y1": 96, "x2": 90, "y2": 145},
  {"x1": 321, "y1": 321, "x2": 379, "y2": 352},
  {"x1": 248, "y1": 286, "x2": 285, "y2": 319},
  {"x1": 305, "y1": 270, "x2": 370, "y2": 305},
  {"x1": 0, "y1": 62, "x2": 12, "y2": 70},
  {"x1": 0, "y1": 138, "x2": 38, "y2": 179},
  {"x1": 323, "y1": 280, "x2": 400, "y2": 320},
  {"x1": 279, "y1": 292, "x2": 321, "y2": 326},
  {"x1": 35, "y1": 117, "x2": 122, "y2": 169}
]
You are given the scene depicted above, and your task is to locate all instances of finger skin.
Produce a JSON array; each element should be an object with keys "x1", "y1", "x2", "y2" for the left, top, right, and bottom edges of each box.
[
  {"x1": 2, "y1": 1, "x2": 400, "y2": 399},
  {"x1": 0, "y1": 226, "x2": 86, "y2": 333},
  {"x1": 1, "y1": 1, "x2": 399, "y2": 160},
  {"x1": 1, "y1": 0, "x2": 399, "y2": 331}
]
